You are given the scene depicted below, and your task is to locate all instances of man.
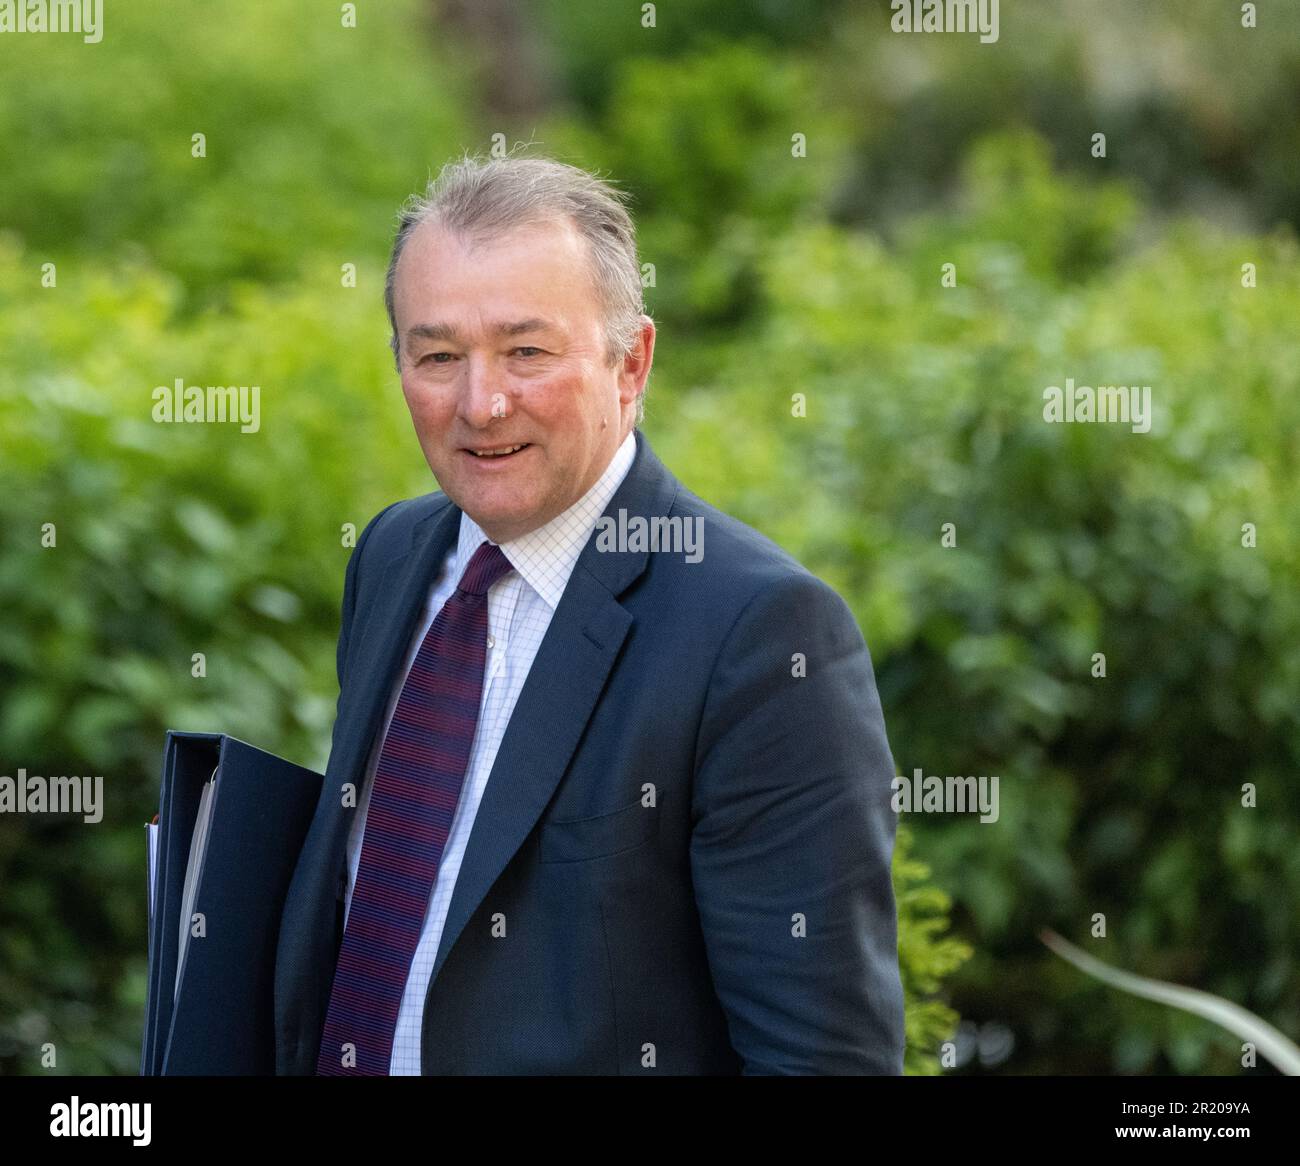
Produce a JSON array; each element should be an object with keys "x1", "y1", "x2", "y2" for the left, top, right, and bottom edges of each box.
[{"x1": 273, "y1": 153, "x2": 905, "y2": 1075}]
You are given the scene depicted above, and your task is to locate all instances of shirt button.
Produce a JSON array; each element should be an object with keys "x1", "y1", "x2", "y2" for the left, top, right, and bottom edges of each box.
[{"x1": 487, "y1": 635, "x2": 496, "y2": 648}]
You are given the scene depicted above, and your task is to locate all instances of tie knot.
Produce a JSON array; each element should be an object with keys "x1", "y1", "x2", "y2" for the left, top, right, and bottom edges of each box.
[{"x1": 457, "y1": 540, "x2": 514, "y2": 597}]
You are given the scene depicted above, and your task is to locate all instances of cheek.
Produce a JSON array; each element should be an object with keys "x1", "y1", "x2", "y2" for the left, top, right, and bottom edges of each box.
[
  {"x1": 401, "y1": 376, "x2": 449, "y2": 422},
  {"x1": 522, "y1": 368, "x2": 586, "y2": 417}
]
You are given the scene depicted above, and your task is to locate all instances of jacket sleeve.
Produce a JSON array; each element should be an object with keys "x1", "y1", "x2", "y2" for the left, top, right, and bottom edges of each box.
[{"x1": 689, "y1": 571, "x2": 905, "y2": 1074}]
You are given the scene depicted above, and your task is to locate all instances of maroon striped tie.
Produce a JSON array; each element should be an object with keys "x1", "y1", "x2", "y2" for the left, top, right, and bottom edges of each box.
[{"x1": 316, "y1": 539, "x2": 515, "y2": 1075}]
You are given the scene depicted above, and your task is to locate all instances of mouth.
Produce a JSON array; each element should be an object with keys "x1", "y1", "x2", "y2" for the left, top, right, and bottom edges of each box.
[{"x1": 462, "y1": 442, "x2": 532, "y2": 461}]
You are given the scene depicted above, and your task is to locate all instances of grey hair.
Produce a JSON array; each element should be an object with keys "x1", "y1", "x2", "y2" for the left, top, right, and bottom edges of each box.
[{"x1": 384, "y1": 148, "x2": 650, "y2": 426}]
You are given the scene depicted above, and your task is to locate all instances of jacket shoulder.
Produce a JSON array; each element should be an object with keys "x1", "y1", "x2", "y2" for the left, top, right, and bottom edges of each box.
[
  {"x1": 354, "y1": 491, "x2": 453, "y2": 562},
  {"x1": 665, "y1": 482, "x2": 835, "y2": 607}
]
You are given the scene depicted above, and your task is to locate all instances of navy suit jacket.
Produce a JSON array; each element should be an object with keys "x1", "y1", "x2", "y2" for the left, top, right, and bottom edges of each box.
[{"x1": 274, "y1": 428, "x2": 905, "y2": 1074}]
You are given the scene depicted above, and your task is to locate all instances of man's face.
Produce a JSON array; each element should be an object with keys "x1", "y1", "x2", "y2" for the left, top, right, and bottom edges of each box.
[{"x1": 391, "y1": 217, "x2": 653, "y2": 543}]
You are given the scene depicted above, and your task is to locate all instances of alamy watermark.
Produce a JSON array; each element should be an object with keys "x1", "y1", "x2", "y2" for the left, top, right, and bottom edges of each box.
[
  {"x1": 594, "y1": 508, "x2": 704, "y2": 563},
  {"x1": 0, "y1": 768, "x2": 103, "y2": 823},
  {"x1": 890, "y1": 0, "x2": 999, "y2": 44},
  {"x1": 152, "y1": 378, "x2": 261, "y2": 433},
  {"x1": 892, "y1": 768, "x2": 1000, "y2": 823},
  {"x1": 0, "y1": 0, "x2": 102, "y2": 43},
  {"x1": 50, "y1": 1097, "x2": 150, "y2": 1146},
  {"x1": 1043, "y1": 379, "x2": 1152, "y2": 433}
]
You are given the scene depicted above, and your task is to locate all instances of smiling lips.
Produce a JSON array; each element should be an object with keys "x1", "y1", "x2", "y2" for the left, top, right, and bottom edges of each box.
[{"x1": 465, "y1": 443, "x2": 531, "y2": 459}]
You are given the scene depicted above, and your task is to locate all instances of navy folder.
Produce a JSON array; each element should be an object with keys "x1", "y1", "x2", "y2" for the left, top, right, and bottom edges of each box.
[{"x1": 141, "y1": 731, "x2": 323, "y2": 1075}]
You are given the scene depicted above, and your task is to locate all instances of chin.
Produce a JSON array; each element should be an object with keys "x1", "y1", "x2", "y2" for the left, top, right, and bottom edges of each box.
[{"x1": 466, "y1": 503, "x2": 528, "y2": 534}]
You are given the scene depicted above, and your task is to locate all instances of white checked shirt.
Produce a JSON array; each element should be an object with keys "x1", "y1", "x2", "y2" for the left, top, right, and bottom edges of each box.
[{"x1": 342, "y1": 429, "x2": 637, "y2": 1075}]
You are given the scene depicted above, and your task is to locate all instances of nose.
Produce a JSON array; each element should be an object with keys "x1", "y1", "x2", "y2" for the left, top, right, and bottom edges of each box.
[{"x1": 459, "y1": 356, "x2": 513, "y2": 428}]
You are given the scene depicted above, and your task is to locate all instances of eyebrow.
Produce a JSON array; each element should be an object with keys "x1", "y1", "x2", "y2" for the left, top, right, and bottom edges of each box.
[{"x1": 405, "y1": 318, "x2": 562, "y2": 344}]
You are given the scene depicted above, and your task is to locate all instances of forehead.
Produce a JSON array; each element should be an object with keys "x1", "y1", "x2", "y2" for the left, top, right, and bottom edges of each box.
[{"x1": 395, "y1": 216, "x2": 597, "y2": 317}]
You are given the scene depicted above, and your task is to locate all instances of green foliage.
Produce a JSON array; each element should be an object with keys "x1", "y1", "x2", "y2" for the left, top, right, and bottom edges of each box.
[
  {"x1": 896, "y1": 823, "x2": 973, "y2": 1075},
  {"x1": 550, "y1": 40, "x2": 849, "y2": 332},
  {"x1": 0, "y1": 0, "x2": 468, "y2": 313}
]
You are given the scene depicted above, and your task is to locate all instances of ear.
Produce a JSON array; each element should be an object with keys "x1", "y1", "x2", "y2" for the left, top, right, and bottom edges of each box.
[{"x1": 617, "y1": 316, "x2": 656, "y2": 405}]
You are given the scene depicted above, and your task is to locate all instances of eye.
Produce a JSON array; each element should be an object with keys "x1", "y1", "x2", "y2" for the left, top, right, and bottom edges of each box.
[
  {"x1": 419, "y1": 352, "x2": 454, "y2": 365},
  {"x1": 514, "y1": 346, "x2": 543, "y2": 358}
]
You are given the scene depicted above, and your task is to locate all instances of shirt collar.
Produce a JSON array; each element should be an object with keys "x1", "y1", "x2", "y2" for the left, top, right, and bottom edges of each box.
[{"x1": 452, "y1": 428, "x2": 637, "y2": 610}]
